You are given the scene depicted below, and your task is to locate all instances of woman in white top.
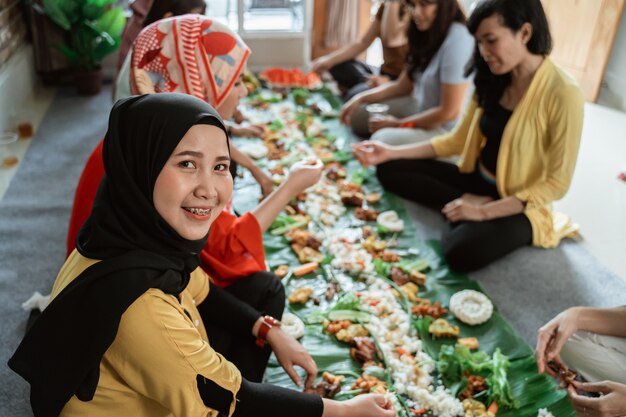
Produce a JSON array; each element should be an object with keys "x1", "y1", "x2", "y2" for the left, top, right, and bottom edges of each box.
[{"x1": 340, "y1": 0, "x2": 474, "y2": 143}]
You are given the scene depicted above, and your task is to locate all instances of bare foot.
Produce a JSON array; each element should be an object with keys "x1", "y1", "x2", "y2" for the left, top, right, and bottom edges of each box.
[{"x1": 461, "y1": 193, "x2": 494, "y2": 205}]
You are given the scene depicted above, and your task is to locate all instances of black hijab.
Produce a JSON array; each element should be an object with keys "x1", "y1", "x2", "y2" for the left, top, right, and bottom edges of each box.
[{"x1": 8, "y1": 93, "x2": 229, "y2": 417}]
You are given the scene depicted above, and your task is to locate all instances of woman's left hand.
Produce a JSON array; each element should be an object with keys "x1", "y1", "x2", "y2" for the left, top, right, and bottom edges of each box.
[
  {"x1": 267, "y1": 327, "x2": 318, "y2": 389},
  {"x1": 442, "y1": 198, "x2": 486, "y2": 222},
  {"x1": 568, "y1": 380, "x2": 626, "y2": 417},
  {"x1": 368, "y1": 115, "x2": 401, "y2": 133}
]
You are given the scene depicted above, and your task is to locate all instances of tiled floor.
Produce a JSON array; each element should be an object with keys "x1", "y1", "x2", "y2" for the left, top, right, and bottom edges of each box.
[{"x1": 1, "y1": 85, "x2": 624, "y2": 281}]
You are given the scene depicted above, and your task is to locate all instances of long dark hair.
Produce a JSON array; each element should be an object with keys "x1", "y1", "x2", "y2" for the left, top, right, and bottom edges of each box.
[
  {"x1": 405, "y1": 0, "x2": 466, "y2": 80},
  {"x1": 465, "y1": 0, "x2": 552, "y2": 107},
  {"x1": 144, "y1": 0, "x2": 207, "y2": 27}
]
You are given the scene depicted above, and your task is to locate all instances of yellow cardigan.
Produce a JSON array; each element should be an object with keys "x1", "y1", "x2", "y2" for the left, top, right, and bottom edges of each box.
[
  {"x1": 51, "y1": 251, "x2": 242, "y2": 417},
  {"x1": 431, "y1": 57, "x2": 584, "y2": 248}
]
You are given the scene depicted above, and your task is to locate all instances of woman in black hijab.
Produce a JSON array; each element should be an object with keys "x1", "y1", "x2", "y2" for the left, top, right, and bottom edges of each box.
[{"x1": 8, "y1": 93, "x2": 394, "y2": 417}]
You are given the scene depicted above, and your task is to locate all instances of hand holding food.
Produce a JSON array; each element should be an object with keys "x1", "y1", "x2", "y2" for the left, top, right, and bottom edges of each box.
[
  {"x1": 567, "y1": 380, "x2": 626, "y2": 417},
  {"x1": 284, "y1": 159, "x2": 323, "y2": 195},
  {"x1": 267, "y1": 326, "x2": 318, "y2": 389},
  {"x1": 351, "y1": 141, "x2": 395, "y2": 167},
  {"x1": 535, "y1": 307, "x2": 582, "y2": 374}
]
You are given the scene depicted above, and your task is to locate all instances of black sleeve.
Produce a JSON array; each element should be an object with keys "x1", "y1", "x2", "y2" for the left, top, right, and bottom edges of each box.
[
  {"x1": 197, "y1": 284, "x2": 260, "y2": 337},
  {"x1": 232, "y1": 378, "x2": 324, "y2": 417}
]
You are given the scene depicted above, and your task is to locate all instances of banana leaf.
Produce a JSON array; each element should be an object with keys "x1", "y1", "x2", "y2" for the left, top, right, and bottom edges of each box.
[{"x1": 234, "y1": 89, "x2": 575, "y2": 417}]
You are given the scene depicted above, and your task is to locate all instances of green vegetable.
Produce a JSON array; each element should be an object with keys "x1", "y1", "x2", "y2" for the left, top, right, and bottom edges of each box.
[
  {"x1": 270, "y1": 213, "x2": 296, "y2": 230},
  {"x1": 488, "y1": 349, "x2": 518, "y2": 409},
  {"x1": 247, "y1": 92, "x2": 282, "y2": 103},
  {"x1": 327, "y1": 309, "x2": 371, "y2": 322},
  {"x1": 363, "y1": 365, "x2": 387, "y2": 380},
  {"x1": 436, "y1": 344, "x2": 518, "y2": 410},
  {"x1": 330, "y1": 293, "x2": 361, "y2": 311},
  {"x1": 322, "y1": 150, "x2": 351, "y2": 164},
  {"x1": 397, "y1": 258, "x2": 430, "y2": 273},
  {"x1": 270, "y1": 219, "x2": 308, "y2": 236},
  {"x1": 268, "y1": 119, "x2": 284, "y2": 132},
  {"x1": 373, "y1": 258, "x2": 392, "y2": 278},
  {"x1": 348, "y1": 167, "x2": 368, "y2": 186},
  {"x1": 377, "y1": 224, "x2": 391, "y2": 235}
]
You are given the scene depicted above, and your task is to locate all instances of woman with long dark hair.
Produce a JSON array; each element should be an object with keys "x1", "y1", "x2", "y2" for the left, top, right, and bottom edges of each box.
[
  {"x1": 340, "y1": 0, "x2": 474, "y2": 142},
  {"x1": 353, "y1": 0, "x2": 584, "y2": 272}
]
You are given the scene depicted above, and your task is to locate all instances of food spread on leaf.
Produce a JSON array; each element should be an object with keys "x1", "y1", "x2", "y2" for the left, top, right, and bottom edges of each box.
[{"x1": 233, "y1": 82, "x2": 570, "y2": 417}]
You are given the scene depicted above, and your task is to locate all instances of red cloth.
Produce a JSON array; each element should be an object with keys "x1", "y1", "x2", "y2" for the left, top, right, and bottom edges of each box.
[{"x1": 66, "y1": 141, "x2": 267, "y2": 285}]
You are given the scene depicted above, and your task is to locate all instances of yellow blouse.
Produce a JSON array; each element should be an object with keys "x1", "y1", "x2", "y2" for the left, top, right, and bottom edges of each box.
[
  {"x1": 431, "y1": 57, "x2": 584, "y2": 248},
  {"x1": 51, "y1": 250, "x2": 242, "y2": 417}
]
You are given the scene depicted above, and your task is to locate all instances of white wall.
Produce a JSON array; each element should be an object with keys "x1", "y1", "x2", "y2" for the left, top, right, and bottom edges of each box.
[
  {"x1": 603, "y1": 8, "x2": 626, "y2": 111},
  {"x1": 0, "y1": 46, "x2": 38, "y2": 133}
]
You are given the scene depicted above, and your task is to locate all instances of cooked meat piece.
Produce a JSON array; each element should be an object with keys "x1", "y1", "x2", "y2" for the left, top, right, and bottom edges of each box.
[
  {"x1": 409, "y1": 270, "x2": 427, "y2": 286},
  {"x1": 354, "y1": 207, "x2": 379, "y2": 221},
  {"x1": 366, "y1": 193, "x2": 381, "y2": 204},
  {"x1": 390, "y1": 266, "x2": 410, "y2": 286},
  {"x1": 350, "y1": 336, "x2": 377, "y2": 363},
  {"x1": 548, "y1": 360, "x2": 578, "y2": 389},
  {"x1": 273, "y1": 265, "x2": 289, "y2": 279},
  {"x1": 380, "y1": 251, "x2": 400, "y2": 263},
  {"x1": 351, "y1": 375, "x2": 386, "y2": 394},
  {"x1": 457, "y1": 337, "x2": 479, "y2": 350},
  {"x1": 411, "y1": 299, "x2": 449, "y2": 320},
  {"x1": 304, "y1": 381, "x2": 341, "y2": 399},
  {"x1": 460, "y1": 374, "x2": 487, "y2": 399},
  {"x1": 428, "y1": 318, "x2": 460, "y2": 338},
  {"x1": 341, "y1": 191, "x2": 364, "y2": 207},
  {"x1": 325, "y1": 320, "x2": 352, "y2": 335},
  {"x1": 288, "y1": 287, "x2": 313, "y2": 304}
]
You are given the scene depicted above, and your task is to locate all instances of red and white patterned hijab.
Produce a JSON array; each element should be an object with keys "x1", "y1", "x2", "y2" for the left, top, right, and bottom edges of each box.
[{"x1": 130, "y1": 15, "x2": 250, "y2": 108}]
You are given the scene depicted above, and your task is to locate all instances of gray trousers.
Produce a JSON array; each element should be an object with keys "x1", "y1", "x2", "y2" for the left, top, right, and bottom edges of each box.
[{"x1": 350, "y1": 96, "x2": 447, "y2": 144}]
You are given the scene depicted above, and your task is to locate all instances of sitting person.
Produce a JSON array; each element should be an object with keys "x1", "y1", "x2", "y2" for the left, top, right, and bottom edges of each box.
[
  {"x1": 9, "y1": 93, "x2": 395, "y2": 417},
  {"x1": 310, "y1": 0, "x2": 410, "y2": 100},
  {"x1": 339, "y1": 0, "x2": 474, "y2": 141},
  {"x1": 536, "y1": 306, "x2": 626, "y2": 417},
  {"x1": 352, "y1": 0, "x2": 584, "y2": 272},
  {"x1": 66, "y1": 16, "x2": 323, "y2": 382}
]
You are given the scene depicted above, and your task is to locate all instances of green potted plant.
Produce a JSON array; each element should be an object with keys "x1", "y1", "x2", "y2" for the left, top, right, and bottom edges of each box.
[{"x1": 34, "y1": 0, "x2": 126, "y2": 95}]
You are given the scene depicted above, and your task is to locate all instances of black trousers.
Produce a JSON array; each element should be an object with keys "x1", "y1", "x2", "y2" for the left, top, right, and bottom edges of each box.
[
  {"x1": 328, "y1": 59, "x2": 397, "y2": 101},
  {"x1": 200, "y1": 271, "x2": 285, "y2": 382},
  {"x1": 377, "y1": 159, "x2": 533, "y2": 272}
]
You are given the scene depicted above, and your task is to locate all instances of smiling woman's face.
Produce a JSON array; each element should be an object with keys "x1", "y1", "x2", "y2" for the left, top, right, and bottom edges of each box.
[
  {"x1": 475, "y1": 14, "x2": 532, "y2": 75},
  {"x1": 153, "y1": 124, "x2": 232, "y2": 240},
  {"x1": 405, "y1": 0, "x2": 439, "y2": 32}
]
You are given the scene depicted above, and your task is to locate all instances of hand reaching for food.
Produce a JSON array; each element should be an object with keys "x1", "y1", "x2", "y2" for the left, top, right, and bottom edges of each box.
[{"x1": 267, "y1": 327, "x2": 317, "y2": 389}]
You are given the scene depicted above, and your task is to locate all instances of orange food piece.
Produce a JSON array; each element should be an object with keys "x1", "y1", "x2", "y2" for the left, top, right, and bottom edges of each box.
[
  {"x1": 259, "y1": 67, "x2": 321, "y2": 88},
  {"x1": 293, "y1": 261, "x2": 319, "y2": 276}
]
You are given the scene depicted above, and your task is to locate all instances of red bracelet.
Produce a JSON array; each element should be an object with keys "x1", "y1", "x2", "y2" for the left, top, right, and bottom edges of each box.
[
  {"x1": 255, "y1": 315, "x2": 281, "y2": 348},
  {"x1": 399, "y1": 121, "x2": 415, "y2": 128}
]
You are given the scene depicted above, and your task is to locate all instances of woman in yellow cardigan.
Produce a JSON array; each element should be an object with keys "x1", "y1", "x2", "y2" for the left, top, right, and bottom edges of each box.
[{"x1": 353, "y1": 0, "x2": 584, "y2": 272}]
